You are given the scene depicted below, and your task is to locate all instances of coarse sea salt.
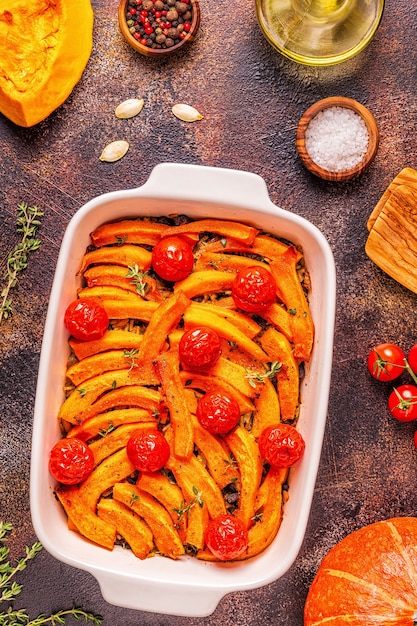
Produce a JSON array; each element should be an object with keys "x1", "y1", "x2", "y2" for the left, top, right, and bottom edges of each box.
[{"x1": 305, "y1": 106, "x2": 369, "y2": 173}]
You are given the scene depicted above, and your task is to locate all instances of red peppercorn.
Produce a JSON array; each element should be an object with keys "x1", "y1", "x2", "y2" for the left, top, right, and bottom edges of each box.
[
  {"x1": 140, "y1": 37, "x2": 147, "y2": 45},
  {"x1": 134, "y1": 31, "x2": 141, "y2": 39},
  {"x1": 144, "y1": 25, "x2": 153, "y2": 34},
  {"x1": 183, "y1": 21, "x2": 191, "y2": 31},
  {"x1": 155, "y1": 10, "x2": 161, "y2": 17},
  {"x1": 129, "y1": 7, "x2": 137, "y2": 14},
  {"x1": 140, "y1": 9, "x2": 148, "y2": 15}
]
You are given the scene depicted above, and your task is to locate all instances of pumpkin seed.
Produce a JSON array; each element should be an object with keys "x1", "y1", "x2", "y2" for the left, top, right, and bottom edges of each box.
[
  {"x1": 172, "y1": 103, "x2": 203, "y2": 122},
  {"x1": 99, "y1": 140, "x2": 129, "y2": 162},
  {"x1": 115, "y1": 98, "x2": 144, "y2": 119}
]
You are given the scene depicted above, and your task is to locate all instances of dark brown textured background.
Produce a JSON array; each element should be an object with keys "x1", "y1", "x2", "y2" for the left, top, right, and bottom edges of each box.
[{"x1": 1, "y1": 1, "x2": 417, "y2": 624}]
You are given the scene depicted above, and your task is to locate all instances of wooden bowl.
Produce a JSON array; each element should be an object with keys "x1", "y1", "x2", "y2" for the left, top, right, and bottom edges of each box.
[
  {"x1": 296, "y1": 96, "x2": 379, "y2": 182},
  {"x1": 118, "y1": 0, "x2": 200, "y2": 58}
]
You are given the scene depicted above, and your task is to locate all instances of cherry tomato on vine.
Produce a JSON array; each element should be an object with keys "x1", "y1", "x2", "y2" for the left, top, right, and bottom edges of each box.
[
  {"x1": 205, "y1": 514, "x2": 248, "y2": 561},
  {"x1": 196, "y1": 389, "x2": 240, "y2": 435},
  {"x1": 179, "y1": 326, "x2": 222, "y2": 370},
  {"x1": 408, "y1": 345, "x2": 417, "y2": 376},
  {"x1": 126, "y1": 429, "x2": 170, "y2": 472},
  {"x1": 367, "y1": 343, "x2": 405, "y2": 382},
  {"x1": 387, "y1": 384, "x2": 417, "y2": 422},
  {"x1": 231, "y1": 265, "x2": 276, "y2": 313},
  {"x1": 49, "y1": 438, "x2": 95, "y2": 485},
  {"x1": 151, "y1": 235, "x2": 194, "y2": 282},
  {"x1": 258, "y1": 423, "x2": 305, "y2": 468},
  {"x1": 64, "y1": 298, "x2": 109, "y2": 341}
]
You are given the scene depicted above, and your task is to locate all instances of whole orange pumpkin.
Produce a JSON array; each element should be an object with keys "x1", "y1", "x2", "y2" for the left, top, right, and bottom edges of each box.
[{"x1": 304, "y1": 517, "x2": 417, "y2": 625}]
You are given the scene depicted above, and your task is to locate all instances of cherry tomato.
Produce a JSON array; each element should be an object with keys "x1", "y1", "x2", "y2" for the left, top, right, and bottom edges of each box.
[
  {"x1": 231, "y1": 265, "x2": 276, "y2": 313},
  {"x1": 196, "y1": 389, "x2": 240, "y2": 435},
  {"x1": 64, "y1": 298, "x2": 109, "y2": 341},
  {"x1": 258, "y1": 424, "x2": 305, "y2": 468},
  {"x1": 126, "y1": 429, "x2": 170, "y2": 472},
  {"x1": 367, "y1": 343, "x2": 405, "y2": 382},
  {"x1": 49, "y1": 438, "x2": 95, "y2": 485},
  {"x1": 205, "y1": 514, "x2": 248, "y2": 561},
  {"x1": 387, "y1": 385, "x2": 417, "y2": 422},
  {"x1": 179, "y1": 326, "x2": 222, "y2": 370},
  {"x1": 408, "y1": 345, "x2": 417, "y2": 376},
  {"x1": 151, "y1": 235, "x2": 194, "y2": 282}
]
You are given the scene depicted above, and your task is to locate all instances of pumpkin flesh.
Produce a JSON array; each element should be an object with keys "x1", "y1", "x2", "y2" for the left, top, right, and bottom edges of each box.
[
  {"x1": 0, "y1": 0, "x2": 93, "y2": 127},
  {"x1": 304, "y1": 517, "x2": 417, "y2": 625}
]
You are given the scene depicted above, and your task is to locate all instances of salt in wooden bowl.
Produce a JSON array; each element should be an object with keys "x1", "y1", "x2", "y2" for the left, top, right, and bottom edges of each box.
[
  {"x1": 118, "y1": 0, "x2": 200, "y2": 58},
  {"x1": 296, "y1": 96, "x2": 379, "y2": 182}
]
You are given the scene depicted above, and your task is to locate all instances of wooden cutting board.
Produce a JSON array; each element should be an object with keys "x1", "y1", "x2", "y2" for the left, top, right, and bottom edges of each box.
[
  {"x1": 365, "y1": 184, "x2": 417, "y2": 294},
  {"x1": 366, "y1": 167, "x2": 417, "y2": 231}
]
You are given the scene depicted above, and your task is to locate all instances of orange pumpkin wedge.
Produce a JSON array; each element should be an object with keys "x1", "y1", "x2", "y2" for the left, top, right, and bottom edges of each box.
[
  {"x1": 0, "y1": 0, "x2": 94, "y2": 127},
  {"x1": 304, "y1": 517, "x2": 417, "y2": 626}
]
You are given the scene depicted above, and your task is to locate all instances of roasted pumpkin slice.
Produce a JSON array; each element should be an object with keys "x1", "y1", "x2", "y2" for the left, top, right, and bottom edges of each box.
[
  {"x1": 185, "y1": 493, "x2": 209, "y2": 551},
  {"x1": 137, "y1": 471, "x2": 187, "y2": 537},
  {"x1": 187, "y1": 302, "x2": 261, "y2": 338},
  {"x1": 58, "y1": 371, "x2": 161, "y2": 424},
  {"x1": 183, "y1": 306, "x2": 268, "y2": 362},
  {"x1": 0, "y1": 0, "x2": 94, "y2": 127},
  {"x1": 113, "y1": 483, "x2": 185, "y2": 559},
  {"x1": 135, "y1": 290, "x2": 190, "y2": 383},
  {"x1": 67, "y1": 408, "x2": 155, "y2": 441},
  {"x1": 192, "y1": 416, "x2": 240, "y2": 490},
  {"x1": 174, "y1": 270, "x2": 235, "y2": 298},
  {"x1": 195, "y1": 252, "x2": 269, "y2": 274},
  {"x1": 155, "y1": 351, "x2": 194, "y2": 459},
  {"x1": 225, "y1": 426, "x2": 263, "y2": 528},
  {"x1": 69, "y1": 329, "x2": 143, "y2": 361},
  {"x1": 66, "y1": 349, "x2": 133, "y2": 386},
  {"x1": 78, "y1": 448, "x2": 135, "y2": 510},
  {"x1": 89, "y1": 422, "x2": 156, "y2": 465},
  {"x1": 97, "y1": 498, "x2": 154, "y2": 560},
  {"x1": 251, "y1": 378, "x2": 280, "y2": 438},
  {"x1": 270, "y1": 247, "x2": 314, "y2": 361},
  {"x1": 179, "y1": 371, "x2": 255, "y2": 414},
  {"x1": 166, "y1": 441, "x2": 227, "y2": 519},
  {"x1": 78, "y1": 244, "x2": 152, "y2": 274},
  {"x1": 239, "y1": 466, "x2": 287, "y2": 559},
  {"x1": 165, "y1": 219, "x2": 258, "y2": 244},
  {"x1": 90, "y1": 220, "x2": 171, "y2": 248},
  {"x1": 55, "y1": 485, "x2": 116, "y2": 550},
  {"x1": 260, "y1": 327, "x2": 300, "y2": 422}
]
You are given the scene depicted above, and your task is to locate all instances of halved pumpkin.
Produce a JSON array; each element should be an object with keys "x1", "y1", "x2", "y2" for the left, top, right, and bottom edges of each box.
[
  {"x1": 304, "y1": 517, "x2": 417, "y2": 625},
  {"x1": 0, "y1": 0, "x2": 94, "y2": 127}
]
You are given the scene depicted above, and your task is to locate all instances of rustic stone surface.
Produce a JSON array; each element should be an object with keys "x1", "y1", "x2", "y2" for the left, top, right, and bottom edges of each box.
[{"x1": 1, "y1": 1, "x2": 417, "y2": 624}]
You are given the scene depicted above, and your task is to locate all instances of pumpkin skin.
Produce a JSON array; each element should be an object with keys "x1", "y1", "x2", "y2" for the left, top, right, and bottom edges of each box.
[
  {"x1": 0, "y1": 0, "x2": 94, "y2": 127},
  {"x1": 304, "y1": 517, "x2": 417, "y2": 625}
]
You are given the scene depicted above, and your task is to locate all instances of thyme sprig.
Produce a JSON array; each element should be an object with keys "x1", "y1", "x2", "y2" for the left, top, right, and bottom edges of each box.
[
  {"x1": 0, "y1": 521, "x2": 102, "y2": 625},
  {"x1": 245, "y1": 360, "x2": 282, "y2": 388},
  {"x1": 172, "y1": 486, "x2": 204, "y2": 522},
  {"x1": 0, "y1": 203, "x2": 43, "y2": 323},
  {"x1": 125, "y1": 265, "x2": 150, "y2": 297}
]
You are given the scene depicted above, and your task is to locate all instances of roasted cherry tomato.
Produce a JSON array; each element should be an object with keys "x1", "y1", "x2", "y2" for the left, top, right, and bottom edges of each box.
[
  {"x1": 367, "y1": 343, "x2": 405, "y2": 382},
  {"x1": 205, "y1": 514, "x2": 248, "y2": 561},
  {"x1": 388, "y1": 385, "x2": 417, "y2": 422},
  {"x1": 49, "y1": 438, "x2": 95, "y2": 485},
  {"x1": 408, "y1": 345, "x2": 417, "y2": 376},
  {"x1": 196, "y1": 389, "x2": 240, "y2": 435},
  {"x1": 126, "y1": 429, "x2": 170, "y2": 472},
  {"x1": 151, "y1": 235, "x2": 194, "y2": 282},
  {"x1": 179, "y1": 326, "x2": 222, "y2": 370},
  {"x1": 258, "y1": 424, "x2": 305, "y2": 468},
  {"x1": 64, "y1": 298, "x2": 109, "y2": 341},
  {"x1": 231, "y1": 265, "x2": 276, "y2": 313}
]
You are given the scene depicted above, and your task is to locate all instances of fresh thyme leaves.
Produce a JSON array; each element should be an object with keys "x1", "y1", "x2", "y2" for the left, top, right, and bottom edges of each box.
[
  {"x1": 130, "y1": 493, "x2": 140, "y2": 506},
  {"x1": 173, "y1": 486, "x2": 204, "y2": 522},
  {"x1": 123, "y1": 348, "x2": 139, "y2": 371},
  {"x1": 125, "y1": 265, "x2": 150, "y2": 297},
  {"x1": 98, "y1": 423, "x2": 115, "y2": 437},
  {"x1": 115, "y1": 235, "x2": 128, "y2": 246},
  {"x1": 245, "y1": 360, "x2": 282, "y2": 388},
  {"x1": 223, "y1": 454, "x2": 238, "y2": 473},
  {"x1": 0, "y1": 203, "x2": 43, "y2": 323},
  {"x1": 0, "y1": 521, "x2": 102, "y2": 625},
  {"x1": 78, "y1": 388, "x2": 87, "y2": 397}
]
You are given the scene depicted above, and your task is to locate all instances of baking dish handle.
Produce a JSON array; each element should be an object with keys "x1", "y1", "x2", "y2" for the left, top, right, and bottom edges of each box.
[
  {"x1": 141, "y1": 162, "x2": 274, "y2": 211},
  {"x1": 96, "y1": 571, "x2": 227, "y2": 617}
]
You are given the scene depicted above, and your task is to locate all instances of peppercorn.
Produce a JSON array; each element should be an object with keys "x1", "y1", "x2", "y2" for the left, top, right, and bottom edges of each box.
[{"x1": 123, "y1": 0, "x2": 195, "y2": 50}]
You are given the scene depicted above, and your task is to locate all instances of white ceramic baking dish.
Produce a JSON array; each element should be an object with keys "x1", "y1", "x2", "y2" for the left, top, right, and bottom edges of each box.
[{"x1": 30, "y1": 163, "x2": 335, "y2": 617}]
